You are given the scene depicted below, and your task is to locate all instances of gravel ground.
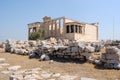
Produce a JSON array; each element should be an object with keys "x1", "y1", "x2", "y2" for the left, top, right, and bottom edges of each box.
[{"x1": 0, "y1": 50, "x2": 120, "y2": 80}]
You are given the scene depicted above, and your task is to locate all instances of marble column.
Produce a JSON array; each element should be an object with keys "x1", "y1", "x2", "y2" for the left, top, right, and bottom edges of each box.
[
  {"x1": 28, "y1": 28, "x2": 32, "y2": 39},
  {"x1": 51, "y1": 20, "x2": 53, "y2": 36},
  {"x1": 59, "y1": 19, "x2": 61, "y2": 36},
  {"x1": 77, "y1": 25, "x2": 79, "y2": 33},
  {"x1": 55, "y1": 20, "x2": 57, "y2": 36},
  {"x1": 74, "y1": 25, "x2": 76, "y2": 33},
  {"x1": 69, "y1": 25, "x2": 71, "y2": 33}
]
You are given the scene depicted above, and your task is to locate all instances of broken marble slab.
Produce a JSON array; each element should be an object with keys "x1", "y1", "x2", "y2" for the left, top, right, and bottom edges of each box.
[
  {"x1": 1, "y1": 71, "x2": 12, "y2": 75},
  {"x1": 0, "y1": 58, "x2": 5, "y2": 63},
  {"x1": 24, "y1": 74, "x2": 43, "y2": 80},
  {"x1": 41, "y1": 72, "x2": 52, "y2": 79},
  {"x1": 40, "y1": 54, "x2": 50, "y2": 61},
  {"x1": 9, "y1": 74, "x2": 23, "y2": 80},
  {"x1": 59, "y1": 75, "x2": 77, "y2": 80},
  {"x1": 81, "y1": 77, "x2": 96, "y2": 80},
  {"x1": 0, "y1": 63, "x2": 10, "y2": 66},
  {"x1": 7, "y1": 65, "x2": 21, "y2": 71},
  {"x1": 52, "y1": 73, "x2": 61, "y2": 78}
]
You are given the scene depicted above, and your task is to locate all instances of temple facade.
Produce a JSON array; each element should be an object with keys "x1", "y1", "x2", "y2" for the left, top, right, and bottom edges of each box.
[{"x1": 28, "y1": 16, "x2": 98, "y2": 42}]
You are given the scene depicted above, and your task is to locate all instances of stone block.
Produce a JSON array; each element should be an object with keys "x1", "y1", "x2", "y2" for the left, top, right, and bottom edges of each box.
[
  {"x1": 85, "y1": 46, "x2": 95, "y2": 53},
  {"x1": 113, "y1": 63, "x2": 120, "y2": 69},
  {"x1": 1, "y1": 71, "x2": 12, "y2": 75},
  {"x1": 9, "y1": 74, "x2": 23, "y2": 80},
  {"x1": 41, "y1": 73, "x2": 52, "y2": 79},
  {"x1": 81, "y1": 77, "x2": 96, "y2": 80},
  {"x1": 8, "y1": 65, "x2": 21, "y2": 71},
  {"x1": 59, "y1": 75, "x2": 77, "y2": 80},
  {"x1": 0, "y1": 58, "x2": 5, "y2": 63},
  {"x1": 52, "y1": 73, "x2": 61, "y2": 77},
  {"x1": 0, "y1": 63, "x2": 10, "y2": 66},
  {"x1": 40, "y1": 54, "x2": 50, "y2": 61},
  {"x1": 71, "y1": 47, "x2": 79, "y2": 53},
  {"x1": 106, "y1": 47, "x2": 119, "y2": 54}
]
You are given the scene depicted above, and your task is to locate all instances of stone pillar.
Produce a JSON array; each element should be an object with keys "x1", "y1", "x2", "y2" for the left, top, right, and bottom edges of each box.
[
  {"x1": 55, "y1": 20, "x2": 57, "y2": 36},
  {"x1": 81, "y1": 26, "x2": 82, "y2": 33},
  {"x1": 28, "y1": 28, "x2": 32, "y2": 39},
  {"x1": 69, "y1": 25, "x2": 71, "y2": 33},
  {"x1": 51, "y1": 20, "x2": 53, "y2": 36},
  {"x1": 49, "y1": 24, "x2": 51, "y2": 37},
  {"x1": 47, "y1": 22, "x2": 50, "y2": 37},
  {"x1": 78, "y1": 26, "x2": 80, "y2": 33},
  {"x1": 62, "y1": 18, "x2": 66, "y2": 37},
  {"x1": 59, "y1": 19, "x2": 61, "y2": 36},
  {"x1": 53, "y1": 20, "x2": 55, "y2": 37},
  {"x1": 82, "y1": 26, "x2": 83, "y2": 34},
  {"x1": 77, "y1": 25, "x2": 79, "y2": 33},
  {"x1": 75, "y1": 25, "x2": 77, "y2": 33},
  {"x1": 81, "y1": 24, "x2": 85, "y2": 34},
  {"x1": 74, "y1": 25, "x2": 75, "y2": 33}
]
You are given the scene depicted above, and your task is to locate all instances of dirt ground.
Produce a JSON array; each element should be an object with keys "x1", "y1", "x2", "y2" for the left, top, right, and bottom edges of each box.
[{"x1": 0, "y1": 50, "x2": 120, "y2": 80}]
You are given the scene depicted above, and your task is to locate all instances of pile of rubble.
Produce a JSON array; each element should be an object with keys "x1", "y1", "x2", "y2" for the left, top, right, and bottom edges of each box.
[
  {"x1": 2, "y1": 38, "x2": 120, "y2": 70},
  {"x1": 5, "y1": 39, "x2": 38, "y2": 55},
  {"x1": 33, "y1": 39, "x2": 102, "y2": 61},
  {"x1": 100, "y1": 46, "x2": 120, "y2": 69},
  {"x1": 4, "y1": 38, "x2": 103, "y2": 62},
  {"x1": 9, "y1": 68, "x2": 77, "y2": 80}
]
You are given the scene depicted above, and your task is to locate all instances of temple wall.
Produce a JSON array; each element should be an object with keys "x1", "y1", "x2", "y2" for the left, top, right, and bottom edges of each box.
[{"x1": 28, "y1": 16, "x2": 98, "y2": 42}]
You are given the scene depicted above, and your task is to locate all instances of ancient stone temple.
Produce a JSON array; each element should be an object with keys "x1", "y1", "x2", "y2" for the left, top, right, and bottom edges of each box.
[{"x1": 28, "y1": 16, "x2": 98, "y2": 42}]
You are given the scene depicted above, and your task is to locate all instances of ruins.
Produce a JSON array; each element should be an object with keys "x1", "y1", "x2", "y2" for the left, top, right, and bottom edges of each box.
[{"x1": 28, "y1": 16, "x2": 98, "y2": 42}]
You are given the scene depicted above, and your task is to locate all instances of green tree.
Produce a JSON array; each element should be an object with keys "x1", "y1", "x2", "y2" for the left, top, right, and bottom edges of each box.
[{"x1": 29, "y1": 29, "x2": 45, "y2": 40}]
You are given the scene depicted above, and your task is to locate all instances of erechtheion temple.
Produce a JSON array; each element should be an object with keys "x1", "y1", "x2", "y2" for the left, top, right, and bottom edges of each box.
[{"x1": 28, "y1": 16, "x2": 98, "y2": 42}]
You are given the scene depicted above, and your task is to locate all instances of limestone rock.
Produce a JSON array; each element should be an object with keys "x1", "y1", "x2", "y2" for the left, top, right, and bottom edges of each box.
[
  {"x1": 100, "y1": 46, "x2": 120, "y2": 69},
  {"x1": 81, "y1": 77, "x2": 96, "y2": 80},
  {"x1": 29, "y1": 51, "x2": 39, "y2": 58},
  {"x1": 8, "y1": 66, "x2": 21, "y2": 71},
  {"x1": 0, "y1": 58, "x2": 5, "y2": 63},
  {"x1": 113, "y1": 63, "x2": 120, "y2": 69},
  {"x1": 106, "y1": 46, "x2": 119, "y2": 54},
  {"x1": 29, "y1": 41, "x2": 37, "y2": 47},
  {"x1": 41, "y1": 73, "x2": 52, "y2": 78},
  {"x1": 85, "y1": 46, "x2": 95, "y2": 53},
  {"x1": 49, "y1": 37, "x2": 57, "y2": 44},
  {"x1": 94, "y1": 60, "x2": 102, "y2": 65},
  {"x1": 74, "y1": 41, "x2": 86, "y2": 48},
  {"x1": 52, "y1": 73, "x2": 61, "y2": 77},
  {"x1": 104, "y1": 63, "x2": 114, "y2": 69},
  {"x1": 92, "y1": 43, "x2": 102, "y2": 52},
  {"x1": 1, "y1": 71, "x2": 12, "y2": 75},
  {"x1": 0, "y1": 63, "x2": 10, "y2": 66},
  {"x1": 57, "y1": 39, "x2": 63, "y2": 46},
  {"x1": 9, "y1": 74, "x2": 23, "y2": 80},
  {"x1": 40, "y1": 54, "x2": 50, "y2": 61},
  {"x1": 71, "y1": 47, "x2": 79, "y2": 53},
  {"x1": 59, "y1": 75, "x2": 77, "y2": 80},
  {"x1": 24, "y1": 74, "x2": 43, "y2": 80}
]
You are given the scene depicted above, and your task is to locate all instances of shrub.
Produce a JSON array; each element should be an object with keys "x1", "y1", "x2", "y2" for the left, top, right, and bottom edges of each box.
[{"x1": 29, "y1": 29, "x2": 45, "y2": 40}]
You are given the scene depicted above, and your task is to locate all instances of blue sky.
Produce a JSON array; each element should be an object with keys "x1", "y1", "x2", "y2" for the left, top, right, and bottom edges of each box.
[{"x1": 0, "y1": 0, "x2": 120, "y2": 41}]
